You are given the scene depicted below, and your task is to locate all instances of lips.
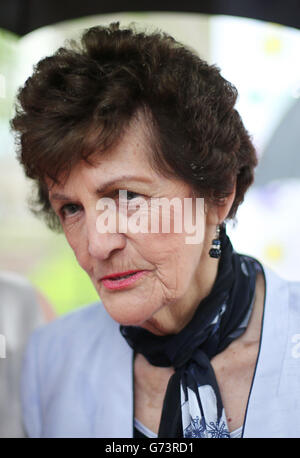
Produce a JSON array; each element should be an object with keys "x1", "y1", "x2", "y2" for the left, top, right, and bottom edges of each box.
[
  {"x1": 101, "y1": 270, "x2": 142, "y2": 280},
  {"x1": 100, "y1": 270, "x2": 148, "y2": 290}
]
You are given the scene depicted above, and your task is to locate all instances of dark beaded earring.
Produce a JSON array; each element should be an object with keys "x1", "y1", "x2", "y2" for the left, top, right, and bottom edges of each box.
[{"x1": 209, "y1": 225, "x2": 221, "y2": 258}]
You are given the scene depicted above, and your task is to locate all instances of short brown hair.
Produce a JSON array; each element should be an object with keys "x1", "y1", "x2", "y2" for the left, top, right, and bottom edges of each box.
[{"x1": 11, "y1": 21, "x2": 258, "y2": 231}]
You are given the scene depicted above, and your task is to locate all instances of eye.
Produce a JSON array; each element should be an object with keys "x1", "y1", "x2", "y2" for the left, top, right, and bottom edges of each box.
[
  {"x1": 126, "y1": 191, "x2": 141, "y2": 201},
  {"x1": 60, "y1": 203, "x2": 81, "y2": 219}
]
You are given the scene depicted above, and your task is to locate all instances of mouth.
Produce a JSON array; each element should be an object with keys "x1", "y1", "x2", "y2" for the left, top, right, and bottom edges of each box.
[{"x1": 100, "y1": 270, "x2": 149, "y2": 290}]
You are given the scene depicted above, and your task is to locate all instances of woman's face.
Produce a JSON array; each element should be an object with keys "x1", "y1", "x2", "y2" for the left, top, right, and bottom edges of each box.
[{"x1": 48, "y1": 117, "x2": 216, "y2": 335}]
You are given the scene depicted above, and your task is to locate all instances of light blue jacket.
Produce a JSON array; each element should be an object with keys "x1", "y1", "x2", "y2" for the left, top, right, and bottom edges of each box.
[{"x1": 21, "y1": 264, "x2": 300, "y2": 438}]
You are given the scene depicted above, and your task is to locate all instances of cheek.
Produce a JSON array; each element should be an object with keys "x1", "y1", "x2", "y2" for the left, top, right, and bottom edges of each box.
[
  {"x1": 140, "y1": 232, "x2": 201, "y2": 290},
  {"x1": 64, "y1": 228, "x2": 92, "y2": 275}
]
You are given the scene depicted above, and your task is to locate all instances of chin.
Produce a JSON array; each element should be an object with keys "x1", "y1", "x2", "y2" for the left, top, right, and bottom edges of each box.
[{"x1": 101, "y1": 299, "x2": 158, "y2": 328}]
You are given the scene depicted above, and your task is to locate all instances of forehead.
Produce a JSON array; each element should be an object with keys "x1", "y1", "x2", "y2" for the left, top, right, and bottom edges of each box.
[
  {"x1": 47, "y1": 116, "x2": 159, "y2": 194},
  {"x1": 92, "y1": 118, "x2": 156, "y2": 176}
]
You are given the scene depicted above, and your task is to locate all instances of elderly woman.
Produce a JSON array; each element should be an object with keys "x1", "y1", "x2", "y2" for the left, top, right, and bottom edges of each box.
[{"x1": 12, "y1": 22, "x2": 300, "y2": 438}]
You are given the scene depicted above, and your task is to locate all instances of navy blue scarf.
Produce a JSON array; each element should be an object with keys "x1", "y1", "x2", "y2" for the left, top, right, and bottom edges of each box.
[{"x1": 120, "y1": 224, "x2": 258, "y2": 438}]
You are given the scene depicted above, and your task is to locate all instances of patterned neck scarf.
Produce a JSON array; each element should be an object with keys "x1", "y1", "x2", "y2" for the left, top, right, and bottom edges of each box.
[{"x1": 120, "y1": 224, "x2": 258, "y2": 438}]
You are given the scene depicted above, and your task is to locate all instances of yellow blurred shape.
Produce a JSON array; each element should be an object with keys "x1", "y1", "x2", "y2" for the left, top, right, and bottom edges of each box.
[
  {"x1": 264, "y1": 36, "x2": 282, "y2": 55},
  {"x1": 263, "y1": 243, "x2": 284, "y2": 262}
]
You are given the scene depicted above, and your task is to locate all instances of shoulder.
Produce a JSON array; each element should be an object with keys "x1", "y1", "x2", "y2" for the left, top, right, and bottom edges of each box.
[
  {"x1": 262, "y1": 262, "x2": 300, "y2": 305},
  {"x1": 21, "y1": 301, "x2": 133, "y2": 438},
  {"x1": 28, "y1": 300, "x2": 114, "y2": 346},
  {"x1": 244, "y1": 255, "x2": 300, "y2": 303},
  {"x1": 24, "y1": 301, "x2": 119, "y2": 369},
  {"x1": 259, "y1": 263, "x2": 300, "y2": 345},
  {"x1": 244, "y1": 258, "x2": 300, "y2": 330}
]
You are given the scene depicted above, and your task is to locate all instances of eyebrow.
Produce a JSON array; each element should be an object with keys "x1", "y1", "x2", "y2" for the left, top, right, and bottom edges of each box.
[{"x1": 49, "y1": 174, "x2": 153, "y2": 202}]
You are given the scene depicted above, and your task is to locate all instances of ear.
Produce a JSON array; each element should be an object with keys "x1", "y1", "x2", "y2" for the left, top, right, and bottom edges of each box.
[{"x1": 205, "y1": 180, "x2": 236, "y2": 227}]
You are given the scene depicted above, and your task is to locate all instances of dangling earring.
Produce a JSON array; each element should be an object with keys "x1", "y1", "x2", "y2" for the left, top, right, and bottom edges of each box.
[{"x1": 209, "y1": 225, "x2": 221, "y2": 258}]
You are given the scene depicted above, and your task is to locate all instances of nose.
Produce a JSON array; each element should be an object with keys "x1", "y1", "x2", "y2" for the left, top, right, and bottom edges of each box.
[{"x1": 87, "y1": 212, "x2": 126, "y2": 260}]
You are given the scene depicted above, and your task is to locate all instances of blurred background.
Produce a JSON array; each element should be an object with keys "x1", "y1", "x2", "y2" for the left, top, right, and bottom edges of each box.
[{"x1": 1, "y1": 2, "x2": 300, "y2": 316}]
